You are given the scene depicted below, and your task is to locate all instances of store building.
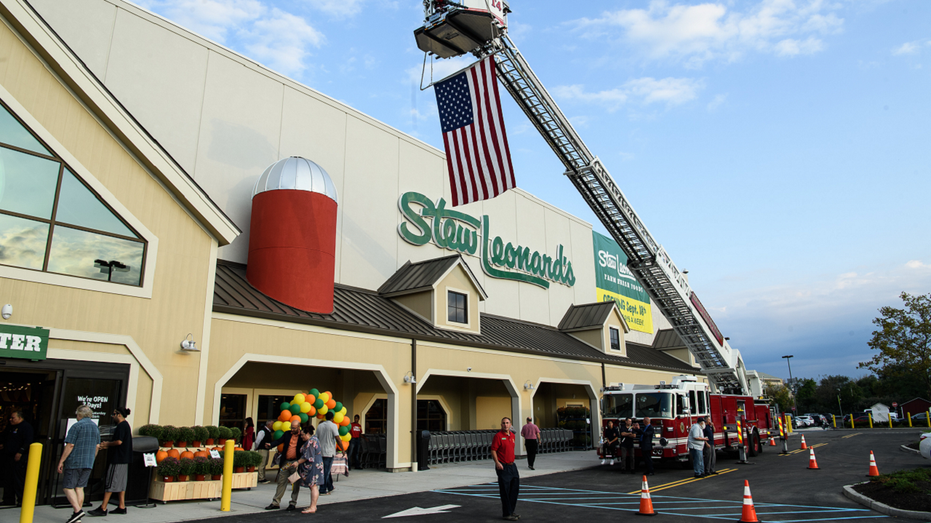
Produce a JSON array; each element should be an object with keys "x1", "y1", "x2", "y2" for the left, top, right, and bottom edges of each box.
[{"x1": 0, "y1": 0, "x2": 705, "y2": 501}]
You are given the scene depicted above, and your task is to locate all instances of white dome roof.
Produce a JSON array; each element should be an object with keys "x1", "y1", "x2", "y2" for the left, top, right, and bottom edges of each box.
[{"x1": 252, "y1": 156, "x2": 338, "y2": 203}]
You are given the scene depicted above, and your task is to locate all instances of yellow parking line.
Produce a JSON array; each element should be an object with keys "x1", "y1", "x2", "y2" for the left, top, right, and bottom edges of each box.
[
  {"x1": 778, "y1": 442, "x2": 828, "y2": 456},
  {"x1": 625, "y1": 468, "x2": 737, "y2": 494},
  {"x1": 842, "y1": 433, "x2": 862, "y2": 439}
]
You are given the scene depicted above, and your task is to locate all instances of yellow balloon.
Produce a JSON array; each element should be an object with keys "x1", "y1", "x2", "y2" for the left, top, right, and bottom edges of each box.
[
  {"x1": 300, "y1": 402, "x2": 312, "y2": 413},
  {"x1": 333, "y1": 413, "x2": 344, "y2": 424},
  {"x1": 272, "y1": 421, "x2": 283, "y2": 431},
  {"x1": 339, "y1": 407, "x2": 347, "y2": 416},
  {"x1": 293, "y1": 393, "x2": 305, "y2": 405},
  {"x1": 340, "y1": 434, "x2": 351, "y2": 442},
  {"x1": 318, "y1": 392, "x2": 330, "y2": 404},
  {"x1": 318, "y1": 405, "x2": 328, "y2": 415}
]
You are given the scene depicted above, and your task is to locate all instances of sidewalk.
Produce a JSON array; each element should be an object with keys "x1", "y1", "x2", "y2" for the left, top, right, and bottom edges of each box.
[{"x1": 19, "y1": 451, "x2": 598, "y2": 523}]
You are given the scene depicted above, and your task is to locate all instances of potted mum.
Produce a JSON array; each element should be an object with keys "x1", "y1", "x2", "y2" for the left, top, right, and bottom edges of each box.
[
  {"x1": 159, "y1": 425, "x2": 178, "y2": 448},
  {"x1": 177, "y1": 457, "x2": 196, "y2": 482},
  {"x1": 232, "y1": 450, "x2": 248, "y2": 473},
  {"x1": 156, "y1": 457, "x2": 180, "y2": 482},
  {"x1": 138, "y1": 424, "x2": 162, "y2": 441},
  {"x1": 192, "y1": 426, "x2": 208, "y2": 447},
  {"x1": 192, "y1": 456, "x2": 209, "y2": 481},
  {"x1": 205, "y1": 425, "x2": 219, "y2": 446},
  {"x1": 217, "y1": 426, "x2": 232, "y2": 445},
  {"x1": 176, "y1": 427, "x2": 195, "y2": 448},
  {"x1": 209, "y1": 457, "x2": 224, "y2": 480},
  {"x1": 230, "y1": 427, "x2": 242, "y2": 446}
]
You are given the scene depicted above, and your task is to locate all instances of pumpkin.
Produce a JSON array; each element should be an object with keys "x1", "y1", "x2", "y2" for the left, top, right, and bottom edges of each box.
[
  {"x1": 180, "y1": 451, "x2": 194, "y2": 460},
  {"x1": 167, "y1": 449, "x2": 180, "y2": 460},
  {"x1": 194, "y1": 450, "x2": 210, "y2": 459},
  {"x1": 234, "y1": 447, "x2": 244, "y2": 452},
  {"x1": 155, "y1": 450, "x2": 168, "y2": 463}
]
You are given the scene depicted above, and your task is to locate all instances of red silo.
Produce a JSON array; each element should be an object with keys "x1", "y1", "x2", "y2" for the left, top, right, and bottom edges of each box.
[{"x1": 247, "y1": 156, "x2": 338, "y2": 314}]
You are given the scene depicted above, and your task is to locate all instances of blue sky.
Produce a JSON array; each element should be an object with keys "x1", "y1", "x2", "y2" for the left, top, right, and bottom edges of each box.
[{"x1": 133, "y1": 0, "x2": 931, "y2": 383}]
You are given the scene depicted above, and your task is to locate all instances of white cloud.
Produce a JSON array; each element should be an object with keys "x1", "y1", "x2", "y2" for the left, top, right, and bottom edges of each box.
[
  {"x1": 553, "y1": 77, "x2": 703, "y2": 111},
  {"x1": 707, "y1": 93, "x2": 727, "y2": 111},
  {"x1": 905, "y1": 260, "x2": 930, "y2": 269},
  {"x1": 241, "y1": 9, "x2": 324, "y2": 76},
  {"x1": 135, "y1": 0, "x2": 266, "y2": 43},
  {"x1": 570, "y1": 0, "x2": 844, "y2": 66},
  {"x1": 891, "y1": 40, "x2": 931, "y2": 55},
  {"x1": 305, "y1": 0, "x2": 365, "y2": 17}
]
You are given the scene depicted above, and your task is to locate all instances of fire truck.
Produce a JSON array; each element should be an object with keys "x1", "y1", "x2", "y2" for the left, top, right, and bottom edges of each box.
[{"x1": 598, "y1": 375, "x2": 778, "y2": 464}]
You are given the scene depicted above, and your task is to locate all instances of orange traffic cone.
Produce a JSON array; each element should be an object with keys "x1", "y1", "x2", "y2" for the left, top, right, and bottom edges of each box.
[
  {"x1": 800, "y1": 435, "x2": 808, "y2": 449},
  {"x1": 636, "y1": 475, "x2": 656, "y2": 516},
  {"x1": 867, "y1": 451, "x2": 879, "y2": 477},
  {"x1": 808, "y1": 447, "x2": 819, "y2": 470},
  {"x1": 739, "y1": 480, "x2": 760, "y2": 522},
  {"x1": 768, "y1": 436, "x2": 776, "y2": 446}
]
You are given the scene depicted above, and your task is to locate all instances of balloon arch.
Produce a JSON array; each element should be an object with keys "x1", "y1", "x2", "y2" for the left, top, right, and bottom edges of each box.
[{"x1": 271, "y1": 389, "x2": 351, "y2": 450}]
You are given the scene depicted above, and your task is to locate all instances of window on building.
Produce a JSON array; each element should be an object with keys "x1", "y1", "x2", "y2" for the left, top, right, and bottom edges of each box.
[
  {"x1": 219, "y1": 394, "x2": 246, "y2": 430},
  {"x1": 365, "y1": 399, "x2": 387, "y2": 434},
  {"x1": 609, "y1": 327, "x2": 620, "y2": 351},
  {"x1": 447, "y1": 291, "x2": 467, "y2": 324},
  {"x1": 0, "y1": 101, "x2": 146, "y2": 286},
  {"x1": 417, "y1": 399, "x2": 447, "y2": 432},
  {"x1": 257, "y1": 395, "x2": 292, "y2": 424}
]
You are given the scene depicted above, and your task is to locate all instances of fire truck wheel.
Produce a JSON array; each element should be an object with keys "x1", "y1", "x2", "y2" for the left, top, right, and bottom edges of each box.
[{"x1": 747, "y1": 430, "x2": 760, "y2": 457}]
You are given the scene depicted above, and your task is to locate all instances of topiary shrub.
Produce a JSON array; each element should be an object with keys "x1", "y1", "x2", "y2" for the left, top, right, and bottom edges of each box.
[
  {"x1": 156, "y1": 457, "x2": 180, "y2": 478},
  {"x1": 205, "y1": 425, "x2": 220, "y2": 441},
  {"x1": 176, "y1": 427, "x2": 195, "y2": 445},
  {"x1": 230, "y1": 427, "x2": 242, "y2": 444},
  {"x1": 159, "y1": 425, "x2": 179, "y2": 446},
  {"x1": 138, "y1": 424, "x2": 162, "y2": 440},
  {"x1": 218, "y1": 426, "x2": 232, "y2": 441},
  {"x1": 192, "y1": 426, "x2": 209, "y2": 444}
]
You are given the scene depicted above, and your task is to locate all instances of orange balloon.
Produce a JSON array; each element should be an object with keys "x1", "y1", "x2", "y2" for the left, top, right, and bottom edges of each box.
[
  {"x1": 279, "y1": 410, "x2": 291, "y2": 422},
  {"x1": 277, "y1": 444, "x2": 284, "y2": 453},
  {"x1": 290, "y1": 414, "x2": 301, "y2": 423},
  {"x1": 167, "y1": 449, "x2": 180, "y2": 460},
  {"x1": 326, "y1": 399, "x2": 336, "y2": 409},
  {"x1": 337, "y1": 440, "x2": 349, "y2": 451},
  {"x1": 316, "y1": 414, "x2": 325, "y2": 420},
  {"x1": 307, "y1": 406, "x2": 316, "y2": 416},
  {"x1": 180, "y1": 451, "x2": 194, "y2": 460},
  {"x1": 339, "y1": 417, "x2": 350, "y2": 427},
  {"x1": 156, "y1": 450, "x2": 168, "y2": 462}
]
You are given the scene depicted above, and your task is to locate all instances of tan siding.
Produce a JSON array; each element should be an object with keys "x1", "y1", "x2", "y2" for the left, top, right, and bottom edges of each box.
[
  {"x1": 435, "y1": 266, "x2": 481, "y2": 333},
  {"x1": 393, "y1": 291, "x2": 433, "y2": 323},
  {"x1": 569, "y1": 329, "x2": 603, "y2": 351}
]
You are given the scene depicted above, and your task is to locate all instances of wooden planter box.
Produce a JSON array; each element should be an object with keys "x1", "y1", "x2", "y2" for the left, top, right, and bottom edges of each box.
[{"x1": 149, "y1": 472, "x2": 257, "y2": 502}]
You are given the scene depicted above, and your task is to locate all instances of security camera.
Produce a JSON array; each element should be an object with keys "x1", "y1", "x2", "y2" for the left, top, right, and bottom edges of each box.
[
  {"x1": 1, "y1": 304, "x2": 11, "y2": 320},
  {"x1": 467, "y1": 367, "x2": 472, "y2": 372}
]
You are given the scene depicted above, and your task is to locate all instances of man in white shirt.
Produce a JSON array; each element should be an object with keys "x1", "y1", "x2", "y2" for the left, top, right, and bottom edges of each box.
[
  {"x1": 316, "y1": 412, "x2": 341, "y2": 495},
  {"x1": 687, "y1": 419, "x2": 708, "y2": 477}
]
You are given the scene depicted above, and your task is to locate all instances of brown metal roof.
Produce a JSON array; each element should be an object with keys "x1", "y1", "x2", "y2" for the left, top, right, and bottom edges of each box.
[
  {"x1": 652, "y1": 328, "x2": 686, "y2": 350},
  {"x1": 377, "y1": 254, "x2": 486, "y2": 298},
  {"x1": 213, "y1": 260, "x2": 698, "y2": 373},
  {"x1": 558, "y1": 302, "x2": 618, "y2": 331}
]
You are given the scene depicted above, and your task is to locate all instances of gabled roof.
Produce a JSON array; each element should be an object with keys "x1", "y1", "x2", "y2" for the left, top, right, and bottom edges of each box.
[
  {"x1": 378, "y1": 254, "x2": 487, "y2": 299},
  {"x1": 1, "y1": 0, "x2": 239, "y2": 244},
  {"x1": 653, "y1": 329, "x2": 686, "y2": 350},
  {"x1": 213, "y1": 260, "x2": 697, "y2": 373},
  {"x1": 558, "y1": 302, "x2": 624, "y2": 332},
  {"x1": 757, "y1": 372, "x2": 782, "y2": 381}
]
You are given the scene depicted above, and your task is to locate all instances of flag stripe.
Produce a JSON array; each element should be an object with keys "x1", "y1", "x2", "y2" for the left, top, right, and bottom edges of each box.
[
  {"x1": 470, "y1": 64, "x2": 500, "y2": 197},
  {"x1": 478, "y1": 58, "x2": 507, "y2": 193}
]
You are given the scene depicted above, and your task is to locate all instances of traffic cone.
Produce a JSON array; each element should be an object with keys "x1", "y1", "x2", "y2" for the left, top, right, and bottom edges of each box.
[
  {"x1": 739, "y1": 480, "x2": 760, "y2": 522},
  {"x1": 768, "y1": 436, "x2": 776, "y2": 446},
  {"x1": 807, "y1": 447, "x2": 819, "y2": 470},
  {"x1": 867, "y1": 451, "x2": 879, "y2": 477},
  {"x1": 800, "y1": 435, "x2": 808, "y2": 449},
  {"x1": 636, "y1": 475, "x2": 656, "y2": 516}
]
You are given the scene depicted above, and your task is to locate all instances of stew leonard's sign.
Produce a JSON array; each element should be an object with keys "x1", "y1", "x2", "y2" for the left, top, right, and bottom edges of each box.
[
  {"x1": 398, "y1": 192, "x2": 576, "y2": 289},
  {"x1": 0, "y1": 325, "x2": 50, "y2": 360},
  {"x1": 593, "y1": 231, "x2": 653, "y2": 333}
]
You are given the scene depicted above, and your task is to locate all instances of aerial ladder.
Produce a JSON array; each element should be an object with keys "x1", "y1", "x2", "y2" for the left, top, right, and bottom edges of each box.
[{"x1": 415, "y1": 0, "x2": 751, "y2": 395}]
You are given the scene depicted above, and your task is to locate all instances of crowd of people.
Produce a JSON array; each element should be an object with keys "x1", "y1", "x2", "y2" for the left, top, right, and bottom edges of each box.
[{"x1": 599, "y1": 415, "x2": 719, "y2": 478}]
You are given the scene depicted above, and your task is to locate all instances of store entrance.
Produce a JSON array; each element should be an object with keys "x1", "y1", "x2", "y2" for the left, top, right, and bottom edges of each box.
[{"x1": 0, "y1": 359, "x2": 129, "y2": 507}]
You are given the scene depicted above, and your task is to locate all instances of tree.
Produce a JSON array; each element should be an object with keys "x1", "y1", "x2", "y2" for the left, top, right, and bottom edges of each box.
[
  {"x1": 763, "y1": 383, "x2": 793, "y2": 414},
  {"x1": 859, "y1": 291, "x2": 931, "y2": 399},
  {"x1": 795, "y1": 378, "x2": 817, "y2": 412}
]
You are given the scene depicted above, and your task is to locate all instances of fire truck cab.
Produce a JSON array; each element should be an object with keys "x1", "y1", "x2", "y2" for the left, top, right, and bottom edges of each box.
[{"x1": 598, "y1": 375, "x2": 776, "y2": 465}]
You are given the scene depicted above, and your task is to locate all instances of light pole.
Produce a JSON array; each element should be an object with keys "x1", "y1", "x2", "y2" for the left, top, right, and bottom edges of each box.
[
  {"x1": 782, "y1": 355, "x2": 795, "y2": 413},
  {"x1": 94, "y1": 259, "x2": 128, "y2": 281}
]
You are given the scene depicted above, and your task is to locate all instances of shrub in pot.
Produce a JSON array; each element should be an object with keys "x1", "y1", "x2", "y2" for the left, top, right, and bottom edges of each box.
[
  {"x1": 248, "y1": 450, "x2": 263, "y2": 472},
  {"x1": 176, "y1": 427, "x2": 195, "y2": 448},
  {"x1": 156, "y1": 457, "x2": 180, "y2": 482},
  {"x1": 159, "y1": 425, "x2": 179, "y2": 448},
  {"x1": 192, "y1": 456, "x2": 210, "y2": 481},
  {"x1": 208, "y1": 457, "x2": 224, "y2": 480},
  {"x1": 205, "y1": 425, "x2": 219, "y2": 445},
  {"x1": 232, "y1": 450, "x2": 248, "y2": 473},
  {"x1": 217, "y1": 426, "x2": 232, "y2": 444},
  {"x1": 138, "y1": 424, "x2": 162, "y2": 441},
  {"x1": 230, "y1": 427, "x2": 242, "y2": 445},
  {"x1": 177, "y1": 457, "x2": 196, "y2": 481},
  {"x1": 192, "y1": 426, "x2": 209, "y2": 447}
]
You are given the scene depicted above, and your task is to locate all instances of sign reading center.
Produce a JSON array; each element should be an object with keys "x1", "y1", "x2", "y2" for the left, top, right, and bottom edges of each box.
[
  {"x1": 398, "y1": 192, "x2": 575, "y2": 289},
  {"x1": 0, "y1": 325, "x2": 50, "y2": 360}
]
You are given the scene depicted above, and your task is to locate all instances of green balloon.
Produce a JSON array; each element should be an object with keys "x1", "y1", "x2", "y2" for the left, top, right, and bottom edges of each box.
[
  {"x1": 280, "y1": 402, "x2": 291, "y2": 412},
  {"x1": 298, "y1": 413, "x2": 309, "y2": 423},
  {"x1": 334, "y1": 402, "x2": 343, "y2": 412},
  {"x1": 273, "y1": 430, "x2": 284, "y2": 440},
  {"x1": 309, "y1": 388, "x2": 320, "y2": 397},
  {"x1": 338, "y1": 425, "x2": 349, "y2": 436},
  {"x1": 314, "y1": 398, "x2": 324, "y2": 409},
  {"x1": 289, "y1": 404, "x2": 301, "y2": 414}
]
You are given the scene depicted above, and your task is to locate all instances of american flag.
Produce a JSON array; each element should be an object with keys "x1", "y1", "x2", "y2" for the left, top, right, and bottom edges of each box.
[{"x1": 434, "y1": 56, "x2": 515, "y2": 207}]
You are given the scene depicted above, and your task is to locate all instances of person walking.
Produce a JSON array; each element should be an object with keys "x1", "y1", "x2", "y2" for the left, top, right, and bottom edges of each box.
[
  {"x1": 635, "y1": 417, "x2": 655, "y2": 476},
  {"x1": 491, "y1": 417, "x2": 520, "y2": 521},
  {"x1": 0, "y1": 409, "x2": 33, "y2": 507},
  {"x1": 316, "y1": 411, "x2": 340, "y2": 495},
  {"x1": 253, "y1": 420, "x2": 274, "y2": 483},
  {"x1": 702, "y1": 415, "x2": 717, "y2": 475},
  {"x1": 600, "y1": 421, "x2": 618, "y2": 466},
  {"x1": 619, "y1": 418, "x2": 635, "y2": 473},
  {"x1": 348, "y1": 415, "x2": 362, "y2": 470},
  {"x1": 88, "y1": 407, "x2": 133, "y2": 516},
  {"x1": 58, "y1": 405, "x2": 100, "y2": 523},
  {"x1": 263, "y1": 419, "x2": 303, "y2": 511},
  {"x1": 243, "y1": 417, "x2": 255, "y2": 453},
  {"x1": 520, "y1": 417, "x2": 540, "y2": 470},
  {"x1": 293, "y1": 424, "x2": 324, "y2": 514},
  {"x1": 687, "y1": 419, "x2": 707, "y2": 477}
]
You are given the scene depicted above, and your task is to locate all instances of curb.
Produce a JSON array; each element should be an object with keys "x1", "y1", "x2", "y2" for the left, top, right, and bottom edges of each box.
[
  {"x1": 899, "y1": 444, "x2": 920, "y2": 454},
  {"x1": 843, "y1": 482, "x2": 931, "y2": 520}
]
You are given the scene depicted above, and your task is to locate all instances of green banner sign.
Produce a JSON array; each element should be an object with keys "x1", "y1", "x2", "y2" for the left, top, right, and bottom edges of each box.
[
  {"x1": 593, "y1": 231, "x2": 653, "y2": 333},
  {"x1": 0, "y1": 325, "x2": 50, "y2": 361}
]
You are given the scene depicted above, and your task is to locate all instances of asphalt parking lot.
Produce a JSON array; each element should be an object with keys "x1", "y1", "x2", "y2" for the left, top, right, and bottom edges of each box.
[{"x1": 187, "y1": 428, "x2": 930, "y2": 522}]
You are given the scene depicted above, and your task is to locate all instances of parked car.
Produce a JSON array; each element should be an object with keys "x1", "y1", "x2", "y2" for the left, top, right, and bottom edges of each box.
[
  {"x1": 844, "y1": 413, "x2": 871, "y2": 424},
  {"x1": 920, "y1": 433, "x2": 931, "y2": 460},
  {"x1": 795, "y1": 415, "x2": 815, "y2": 427},
  {"x1": 911, "y1": 412, "x2": 930, "y2": 423}
]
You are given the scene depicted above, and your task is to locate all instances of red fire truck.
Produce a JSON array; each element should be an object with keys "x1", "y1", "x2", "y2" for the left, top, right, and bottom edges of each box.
[{"x1": 598, "y1": 375, "x2": 778, "y2": 465}]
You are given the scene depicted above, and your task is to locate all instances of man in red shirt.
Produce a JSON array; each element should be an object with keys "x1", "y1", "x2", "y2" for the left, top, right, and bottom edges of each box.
[
  {"x1": 490, "y1": 417, "x2": 520, "y2": 521},
  {"x1": 348, "y1": 415, "x2": 363, "y2": 470}
]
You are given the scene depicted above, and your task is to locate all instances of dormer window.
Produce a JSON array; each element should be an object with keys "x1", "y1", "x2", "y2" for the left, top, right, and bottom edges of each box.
[
  {"x1": 448, "y1": 290, "x2": 467, "y2": 324},
  {"x1": 610, "y1": 327, "x2": 620, "y2": 351}
]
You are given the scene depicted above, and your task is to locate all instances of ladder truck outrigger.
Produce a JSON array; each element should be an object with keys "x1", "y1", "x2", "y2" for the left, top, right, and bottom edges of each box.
[{"x1": 413, "y1": 1, "x2": 779, "y2": 464}]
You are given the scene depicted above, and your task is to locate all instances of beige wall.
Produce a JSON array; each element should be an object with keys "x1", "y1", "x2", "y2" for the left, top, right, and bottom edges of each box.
[
  {"x1": 393, "y1": 292, "x2": 433, "y2": 324},
  {"x1": 436, "y1": 266, "x2": 482, "y2": 334},
  {"x1": 0, "y1": 17, "x2": 218, "y2": 426}
]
